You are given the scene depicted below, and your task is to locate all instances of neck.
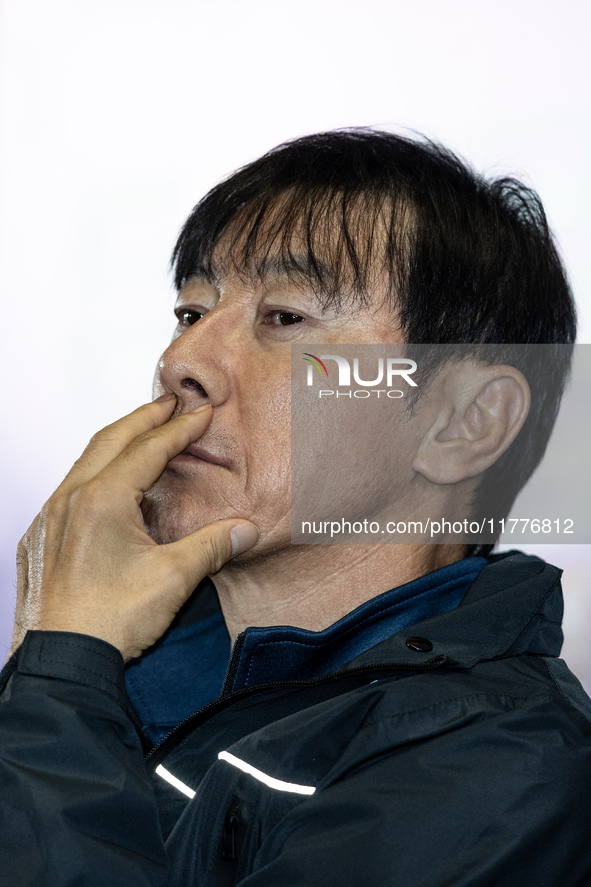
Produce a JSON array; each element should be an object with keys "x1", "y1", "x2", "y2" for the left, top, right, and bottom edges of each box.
[{"x1": 213, "y1": 543, "x2": 466, "y2": 645}]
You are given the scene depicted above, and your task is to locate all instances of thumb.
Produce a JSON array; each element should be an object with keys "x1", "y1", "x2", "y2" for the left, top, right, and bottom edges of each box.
[{"x1": 163, "y1": 519, "x2": 260, "y2": 588}]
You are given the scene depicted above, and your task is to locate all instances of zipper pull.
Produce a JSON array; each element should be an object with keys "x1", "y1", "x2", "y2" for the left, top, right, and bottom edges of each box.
[{"x1": 222, "y1": 810, "x2": 240, "y2": 861}]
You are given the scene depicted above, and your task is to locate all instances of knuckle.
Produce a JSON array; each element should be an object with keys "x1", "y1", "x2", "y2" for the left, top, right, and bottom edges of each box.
[
  {"x1": 68, "y1": 480, "x2": 110, "y2": 515},
  {"x1": 200, "y1": 531, "x2": 231, "y2": 573},
  {"x1": 89, "y1": 424, "x2": 121, "y2": 448},
  {"x1": 47, "y1": 488, "x2": 66, "y2": 510},
  {"x1": 127, "y1": 426, "x2": 171, "y2": 459},
  {"x1": 138, "y1": 426, "x2": 168, "y2": 447},
  {"x1": 44, "y1": 494, "x2": 67, "y2": 524}
]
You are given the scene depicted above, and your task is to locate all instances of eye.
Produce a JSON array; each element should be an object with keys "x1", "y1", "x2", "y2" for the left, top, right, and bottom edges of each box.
[
  {"x1": 175, "y1": 308, "x2": 204, "y2": 327},
  {"x1": 265, "y1": 311, "x2": 306, "y2": 326}
]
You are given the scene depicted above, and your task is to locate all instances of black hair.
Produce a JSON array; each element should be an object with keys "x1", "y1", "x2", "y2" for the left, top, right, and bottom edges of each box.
[{"x1": 171, "y1": 128, "x2": 577, "y2": 554}]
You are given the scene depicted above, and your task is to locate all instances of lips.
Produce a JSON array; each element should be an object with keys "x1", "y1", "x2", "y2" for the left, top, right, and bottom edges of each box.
[{"x1": 178, "y1": 443, "x2": 232, "y2": 468}]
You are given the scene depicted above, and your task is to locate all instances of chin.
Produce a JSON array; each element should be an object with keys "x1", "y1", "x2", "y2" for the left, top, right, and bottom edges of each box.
[{"x1": 142, "y1": 486, "x2": 218, "y2": 545}]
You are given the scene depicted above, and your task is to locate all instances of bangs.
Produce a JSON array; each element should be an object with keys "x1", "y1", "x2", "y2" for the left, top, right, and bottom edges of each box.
[{"x1": 171, "y1": 174, "x2": 412, "y2": 313}]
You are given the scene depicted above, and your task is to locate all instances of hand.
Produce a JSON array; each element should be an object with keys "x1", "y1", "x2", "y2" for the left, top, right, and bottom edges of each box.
[{"x1": 9, "y1": 395, "x2": 259, "y2": 662}]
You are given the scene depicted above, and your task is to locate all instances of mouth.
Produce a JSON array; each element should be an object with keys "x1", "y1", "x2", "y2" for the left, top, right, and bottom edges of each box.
[{"x1": 172, "y1": 443, "x2": 232, "y2": 469}]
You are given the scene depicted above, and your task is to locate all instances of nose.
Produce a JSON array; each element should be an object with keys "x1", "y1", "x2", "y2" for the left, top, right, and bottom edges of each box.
[{"x1": 155, "y1": 313, "x2": 234, "y2": 410}]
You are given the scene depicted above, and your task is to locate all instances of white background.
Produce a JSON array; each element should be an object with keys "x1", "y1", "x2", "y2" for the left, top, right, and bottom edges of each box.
[{"x1": 1, "y1": 0, "x2": 589, "y2": 688}]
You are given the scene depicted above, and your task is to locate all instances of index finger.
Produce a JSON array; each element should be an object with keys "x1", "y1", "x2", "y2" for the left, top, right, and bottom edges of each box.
[
  {"x1": 97, "y1": 403, "x2": 215, "y2": 498},
  {"x1": 58, "y1": 394, "x2": 179, "y2": 494}
]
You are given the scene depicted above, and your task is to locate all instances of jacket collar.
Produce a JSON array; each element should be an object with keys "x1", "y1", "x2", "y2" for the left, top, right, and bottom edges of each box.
[
  {"x1": 223, "y1": 552, "x2": 563, "y2": 695},
  {"x1": 223, "y1": 556, "x2": 486, "y2": 694},
  {"x1": 346, "y1": 551, "x2": 563, "y2": 671}
]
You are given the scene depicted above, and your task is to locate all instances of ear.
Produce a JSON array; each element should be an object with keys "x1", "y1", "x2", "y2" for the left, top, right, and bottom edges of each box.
[{"x1": 412, "y1": 362, "x2": 531, "y2": 484}]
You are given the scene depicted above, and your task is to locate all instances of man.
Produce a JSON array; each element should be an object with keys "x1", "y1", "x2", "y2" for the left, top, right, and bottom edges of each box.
[{"x1": 1, "y1": 129, "x2": 590, "y2": 886}]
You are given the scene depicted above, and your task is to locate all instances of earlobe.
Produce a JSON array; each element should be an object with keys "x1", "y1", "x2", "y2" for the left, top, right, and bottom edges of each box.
[{"x1": 412, "y1": 364, "x2": 531, "y2": 485}]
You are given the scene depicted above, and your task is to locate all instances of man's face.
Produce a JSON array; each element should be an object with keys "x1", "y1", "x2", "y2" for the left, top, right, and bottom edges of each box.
[{"x1": 142, "y1": 258, "x2": 405, "y2": 554}]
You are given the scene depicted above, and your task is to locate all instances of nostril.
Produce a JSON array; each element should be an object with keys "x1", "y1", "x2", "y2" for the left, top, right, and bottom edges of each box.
[{"x1": 180, "y1": 378, "x2": 208, "y2": 398}]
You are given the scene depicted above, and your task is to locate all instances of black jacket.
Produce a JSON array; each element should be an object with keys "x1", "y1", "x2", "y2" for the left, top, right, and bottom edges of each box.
[{"x1": 1, "y1": 552, "x2": 591, "y2": 886}]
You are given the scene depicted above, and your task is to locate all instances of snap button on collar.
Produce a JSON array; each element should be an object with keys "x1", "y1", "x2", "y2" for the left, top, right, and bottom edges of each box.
[{"x1": 405, "y1": 636, "x2": 433, "y2": 653}]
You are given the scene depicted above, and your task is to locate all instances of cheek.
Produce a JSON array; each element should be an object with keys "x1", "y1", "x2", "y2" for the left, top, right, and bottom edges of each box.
[
  {"x1": 238, "y1": 366, "x2": 291, "y2": 444},
  {"x1": 237, "y1": 372, "x2": 292, "y2": 502},
  {"x1": 292, "y1": 396, "x2": 414, "y2": 520}
]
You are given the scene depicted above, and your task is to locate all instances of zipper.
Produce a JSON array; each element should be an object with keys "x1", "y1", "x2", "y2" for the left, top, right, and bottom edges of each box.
[
  {"x1": 208, "y1": 794, "x2": 255, "y2": 887},
  {"x1": 145, "y1": 654, "x2": 447, "y2": 766},
  {"x1": 220, "y1": 631, "x2": 246, "y2": 697},
  {"x1": 222, "y1": 809, "x2": 240, "y2": 861}
]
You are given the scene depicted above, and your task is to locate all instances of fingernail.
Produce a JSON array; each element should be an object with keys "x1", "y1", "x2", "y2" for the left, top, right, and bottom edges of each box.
[
  {"x1": 230, "y1": 523, "x2": 260, "y2": 556},
  {"x1": 154, "y1": 392, "x2": 176, "y2": 402},
  {"x1": 191, "y1": 403, "x2": 213, "y2": 413}
]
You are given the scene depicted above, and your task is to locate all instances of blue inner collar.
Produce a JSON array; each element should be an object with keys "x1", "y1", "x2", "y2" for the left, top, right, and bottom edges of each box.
[
  {"x1": 226, "y1": 557, "x2": 486, "y2": 693},
  {"x1": 126, "y1": 557, "x2": 486, "y2": 744}
]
